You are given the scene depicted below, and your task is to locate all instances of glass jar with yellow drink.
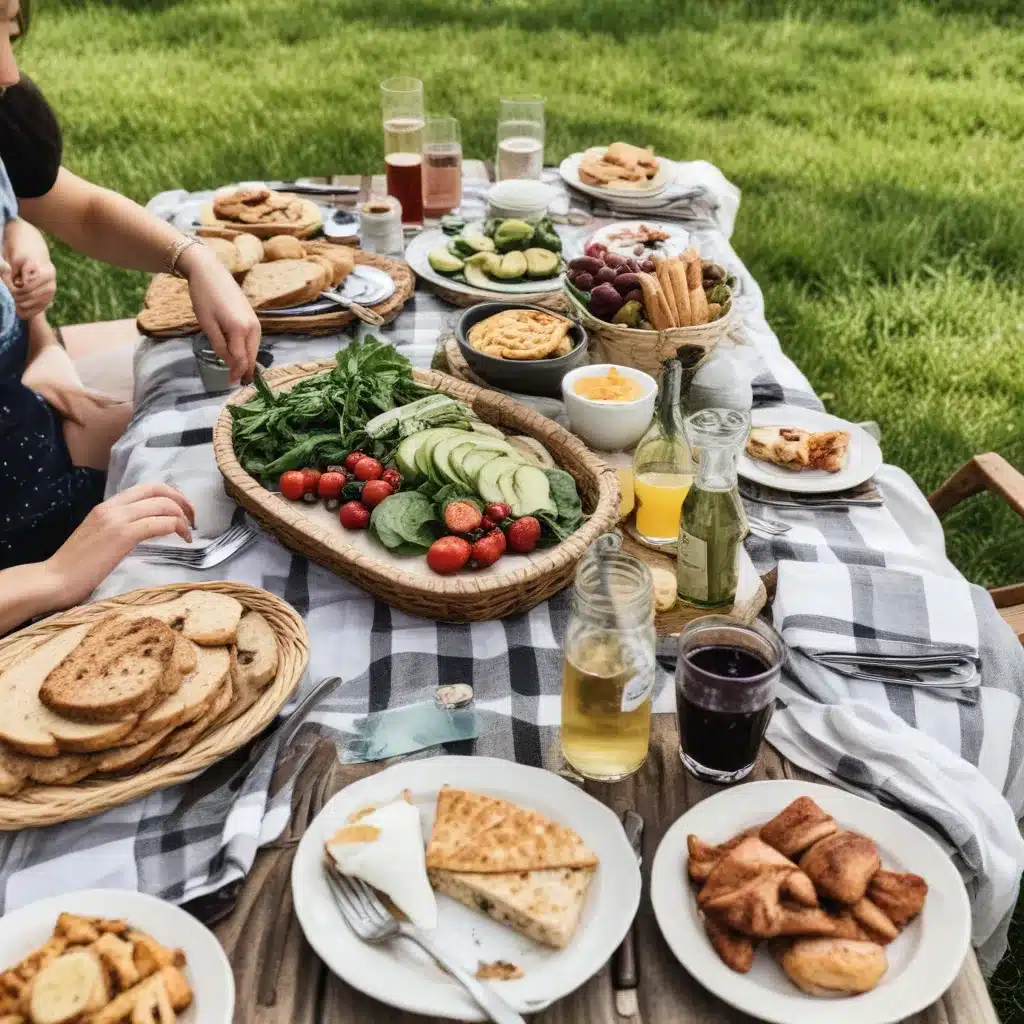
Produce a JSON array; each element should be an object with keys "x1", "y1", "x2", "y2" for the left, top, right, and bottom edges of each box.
[
  {"x1": 631, "y1": 358, "x2": 694, "y2": 544},
  {"x1": 561, "y1": 536, "x2": 656, "y2": 781}
]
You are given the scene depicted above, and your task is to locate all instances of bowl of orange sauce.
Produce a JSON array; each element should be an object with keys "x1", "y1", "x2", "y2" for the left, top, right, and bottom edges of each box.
[{"x1": 561, "y1": 364, "x2": 658, "y2": 451}]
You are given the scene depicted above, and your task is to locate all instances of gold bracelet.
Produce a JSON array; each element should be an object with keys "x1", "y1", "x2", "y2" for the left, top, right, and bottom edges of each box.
[{"x1": 165, "y1": 236, "x2": 202, "y2": 278}]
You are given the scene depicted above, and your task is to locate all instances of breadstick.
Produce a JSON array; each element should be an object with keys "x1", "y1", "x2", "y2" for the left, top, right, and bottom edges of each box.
[
  {"x1": 682, "y1": 245, "x2": 700, "y2": 266},
  {"x1": 667, "y1": 258, "x2": 692, "y2": 326},
  {"x1": 652, "y1": 254, "x2": 679, "y2": 327},
  {"x1": 638, "y1": 272, "x2": 673, "y2": 331},
  {"x1": 685, "y1": 256, "x2": 703, "y2": 291},
  {"x1": 689, "y1": 280, "x2": 710, "y2": 325}
]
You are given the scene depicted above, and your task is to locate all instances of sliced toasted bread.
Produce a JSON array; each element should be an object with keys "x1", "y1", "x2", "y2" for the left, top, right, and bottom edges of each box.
[
  {"x1": 429, "y1": 866, "x2": 596, "y2": 949},
  {"x1": 0, "y1": 628, "x2": 138, "y2": 757},
  {"x1": 24, "y1": 751, "x2": 96, "y2": 787},
  {"x1": 0, "y1": 747, "x2": 28, "y2": 795},
  {"x1": 233, "y1": 611, "x2": 278, "y2": 690},
  {"x1": 119, "y1": 591, "x2": 243, "y2": 646},
  {"x1": 130, "y1": 644, "x2": 230, "y2": 743},
  {"x1": 157, "y1": 672, "x2": 233, "y2": 760},
  {"x1": 39, "y1": 615, "x2": 178, "y2": 723},
  {"x1": 161, "y1": 636, "x2": 198, "y2": 697},
  {"x1": 241, "y1": 259, "x2": 325, "y2": 309},
  {"x1": 94, "y1": 727, "x2": 176, "y2": 774}
]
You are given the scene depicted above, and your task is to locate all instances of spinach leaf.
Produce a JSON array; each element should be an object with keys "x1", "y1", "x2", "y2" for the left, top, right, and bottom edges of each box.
[
  {"x1": 544, "y1": 468, "x2": 583, "y2": 522},
  {"x1": 370, "y1": 491, "x2": 441, "y2": 553}
]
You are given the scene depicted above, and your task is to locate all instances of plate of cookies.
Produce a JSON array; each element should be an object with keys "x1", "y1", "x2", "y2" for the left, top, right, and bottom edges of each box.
[
  {"x1": 199, "y1": 185, "x2": 324, "y2": 238},
  {"x1": 559, "y1": 144, "x2": 676, "y2": 199},
  {"x1": 0, "y1": 889, "x2": 233, "y2": 1023},
  {"x1": 650, "y1": 780, "x2": 970, "y2": 1024},
  {"x1": 0, "y1": 583, "x2": 309, "y2": 830}
]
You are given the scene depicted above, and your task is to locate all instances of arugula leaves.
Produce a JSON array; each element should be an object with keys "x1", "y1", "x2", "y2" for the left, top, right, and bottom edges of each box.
[{"x1": 230, "y1": 337, "x2": 432, "y2": 479}]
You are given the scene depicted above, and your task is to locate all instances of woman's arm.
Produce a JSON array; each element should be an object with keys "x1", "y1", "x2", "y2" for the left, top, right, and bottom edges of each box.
[
  {"x1": 1, "y1": 216, "x2": 56, "y2": 319},
  {"x1": 0, "y1": 482, "x2": 195, "y2": 635},
  {"x1": 19, "y1": 169, "x2": 261, "y2": 383}
]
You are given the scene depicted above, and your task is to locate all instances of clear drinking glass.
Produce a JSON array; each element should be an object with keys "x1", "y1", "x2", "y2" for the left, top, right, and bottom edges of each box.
[
  {"x1": 496, "y1": 95, "x2": 545, "y2": 181},
  {"x1": 381, "y1": 76, "x2": 425, "y2": 225},
  {"x1": 561, "y1": 540, "x2": 656, "y2": 782},
  {"x1": 675, "y1": 616, "x2": 784, "y2": 783},
  {"x1": 422, "y1": 116, "x2": 462, "y2": 219}
]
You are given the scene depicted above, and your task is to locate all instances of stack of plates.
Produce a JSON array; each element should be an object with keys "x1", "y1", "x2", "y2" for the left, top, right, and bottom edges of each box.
[{"x1": 486, "y1": 180, "x2": 558, "y2": 221}]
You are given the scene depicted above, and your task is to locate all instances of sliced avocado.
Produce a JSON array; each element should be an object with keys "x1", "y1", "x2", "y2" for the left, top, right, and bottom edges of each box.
[
  {"x1": 492, "y1": 251, "x2": 528, "y2": 281},
  {"x1": 512, "y1": 465, "x2": 557, "y2": 517},
  {"x1": 465, "y1": 251, "x2": 502, "y2": 274},
  {"x1": 463, "y1": 263, "x2": 494, "y2": 290},
  {"x1": 493, "y1": 219, "x2": 536, "y2": 252},
  {"x1": 524, "y1": 247, "x2": 559, "y2": 279},
  {"x1": 468, "y1": 421, "x2": 505, "y2": 440},
  {"x1": 412, "y1": 427, "x2": 468, "y2": 479},
  {"x1": 477, "y1": 456, "x2": 525, "y2": 505},
  {"x1": 428, "y1": 248, "x2": 464, "y2": 275},
  {"x1": 451, "y1": 234, "x2": 496, "y2": 258}
]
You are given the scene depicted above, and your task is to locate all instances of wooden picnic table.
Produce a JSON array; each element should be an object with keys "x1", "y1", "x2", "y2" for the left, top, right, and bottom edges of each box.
[{"x1": 215, "y1": 717, "x2": 998, "y2": 1023}]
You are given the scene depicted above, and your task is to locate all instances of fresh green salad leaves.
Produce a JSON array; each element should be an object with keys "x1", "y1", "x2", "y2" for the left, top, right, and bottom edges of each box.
[
  {"x1": 369, "y1": 491, "x2": 442, "y2": 554},
  {"x1": 230, "y1": 337, "x2": 433, "y2": 478},
  {"x1": 537, "y1": 468, "x2": 585, "y2": 544}
]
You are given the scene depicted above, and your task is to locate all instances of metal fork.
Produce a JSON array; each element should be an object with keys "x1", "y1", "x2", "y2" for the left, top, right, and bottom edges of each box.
[
  {"x1": 324, "y1": 866, "x2": 526, "y2": 1024},
  {"x1": 137, "y1": 524, "x2": 256, "y2": 569},
  {"x1": 746, "y1": 513, "x2": 792, "y2": 536}
]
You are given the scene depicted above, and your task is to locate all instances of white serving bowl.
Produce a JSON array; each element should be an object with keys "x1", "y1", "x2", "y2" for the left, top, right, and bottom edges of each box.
[
  {"x1": 486, "y1": 179, "x2": 557, "y2": 222},
  {"x1": 561, "y1": 364, "x2": 657, "y2": 452}
]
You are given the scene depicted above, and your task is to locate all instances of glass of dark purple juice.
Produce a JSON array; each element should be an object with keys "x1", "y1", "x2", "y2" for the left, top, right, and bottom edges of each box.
[{"x1": 675, "y1": 616, "x2": 784, "y2": 784}]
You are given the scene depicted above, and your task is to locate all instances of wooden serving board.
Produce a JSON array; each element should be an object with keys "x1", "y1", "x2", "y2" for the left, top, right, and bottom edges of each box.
[
  {"x1": 0, "y1": 582, "x2": 309, "y2": 830},
  {"x1": 217, "y1": 718, "x2": 997, "y2": 1024},
  {"x1": 214, "y1": 364, "x2": 621, "y2": 622}
]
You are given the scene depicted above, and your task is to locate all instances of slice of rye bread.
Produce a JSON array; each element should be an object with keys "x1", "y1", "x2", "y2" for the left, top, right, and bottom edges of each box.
[
  {"x1": 0, "y1": 627, "x2": 139, "y2": 757},
  {"x1": 119, "y1": 591, "x2": 243, "y2": 646},
  {"x1": 157, "y1": 673, "x2": 234, "y2": 760},
  {"x1": 129, "y1": 644, "x2": 230, "y2": 743},
  {"x1": 38, "y1": 615, "x2": 179, "y2": 723},
  {"x1": 241, "y1": 259, "x2": 325, "y2": 310}
]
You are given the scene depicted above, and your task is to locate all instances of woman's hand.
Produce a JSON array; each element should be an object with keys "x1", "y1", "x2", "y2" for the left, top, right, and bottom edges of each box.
[
  {"x1": 178, "y1": 243, "x2": 261, "y2": 384},
  {"x1": 8, "y1": 252, "x2": 58, "y2": 319},
  {"x1": 44, "y1": 482, "x2": 196, "y2": 606}
]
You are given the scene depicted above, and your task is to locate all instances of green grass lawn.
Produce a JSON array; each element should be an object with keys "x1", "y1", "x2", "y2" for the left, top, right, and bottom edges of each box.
[{"x1": 15, "y1": 0, "x2": 1024, "y2": 1012}]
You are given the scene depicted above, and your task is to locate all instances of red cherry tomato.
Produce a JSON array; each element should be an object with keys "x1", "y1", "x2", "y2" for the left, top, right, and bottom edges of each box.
[
  {"x1": 426, "y1": 536, "x2": 473, "y2": 575},
  {"x1": 344, "y1": 452, "x2": 367, "y2": 472},
  {"x1": 484, "y1": 502, "x2": 512, "y2": 523},
  {"x1": 360, "y1": 480, "x2": 394, "y2": 508},
  {"x1": 353, "y1": 457, "x2": 383, "y2": 481},
  {"x1": 470, "y1": 532, "x2": 504, "y2": 568},
  {"x1": 381, "y1": 468, "x2": 403, "y2": 491},
  {"x1": 317, "y1": 471, "x2": 346, "y2": 500},
  {"x1": 507, "y1": 516, "x2": 542, "y2": 554},
  {"x1": 339, "y1": 501, "x2": 371, "y2": 530},
  {"x1": 301, "y1": 468, "x2": 321, "y2": 495},
  {"x1": 279, "y1": 471, "x2": 306, "y2": 501}
]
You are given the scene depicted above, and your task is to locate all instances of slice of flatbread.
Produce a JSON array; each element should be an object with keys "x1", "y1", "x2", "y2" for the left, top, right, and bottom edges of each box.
[
  {"x1": 425, "y1": 788, "x2": 509, "y2": 868},
  {"x1": 807, "y1": 429, "x2": 850, "y2": 473},
  {"x1": 39, "y1": 615, "x2": 178, "y2": 723},
  {"x1": 0, "y1": 628, "x2": 138, "y2": 757},
  {"x1": 746, "y1": 426, "x2": 810, "y2": 471},
  {"x1": 130, "y1": 644, "x2": 230, "y2": 742},
  {"x1": 426, "y1": 787, "x2": 598, "y2": 873},
  {"x1": 119, "y1": 592, "x2": 243, "y2": 646}
]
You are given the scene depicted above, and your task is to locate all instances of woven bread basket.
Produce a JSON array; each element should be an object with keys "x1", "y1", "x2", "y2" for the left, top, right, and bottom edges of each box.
[
  {"x1": 0, "y1": 582, "x2": 309, "y2": 830},
  {"x1": 214, "y1": 364, "x2": 620, "y2": 622},
  {"x1": 563, "y1": 285, "x2": 731, "y2": 378}
]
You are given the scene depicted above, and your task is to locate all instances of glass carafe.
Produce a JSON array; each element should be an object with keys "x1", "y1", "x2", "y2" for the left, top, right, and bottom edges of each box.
[
  {"x1": 631, "y1": 359, "x2": 695, "y2": 545},
  {"x1": 561, "y1": 537, "x2": 656, "y2": 781},
  {"x1": 677, "y1": 408, "x2": 751, "y2": 608}
]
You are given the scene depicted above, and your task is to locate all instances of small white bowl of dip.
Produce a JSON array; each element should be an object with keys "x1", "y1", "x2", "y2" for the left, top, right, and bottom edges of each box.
[{"x1": 561, "y1": 364, "x2": 657, "y2": 452}]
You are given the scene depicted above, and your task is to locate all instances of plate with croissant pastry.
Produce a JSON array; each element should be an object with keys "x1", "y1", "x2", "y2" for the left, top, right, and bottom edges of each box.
[
  {"x1": 740, "y1": 406, "x2": 883, "y2": 494},
  {"x1": 649, "y1": 781, "x2": 969, "y2": 1023}
]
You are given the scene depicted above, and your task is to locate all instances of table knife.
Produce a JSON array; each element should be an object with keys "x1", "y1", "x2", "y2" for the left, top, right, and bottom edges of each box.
[{"x1": 612, "y1": 810, "x2": 644, "y2": 1017}]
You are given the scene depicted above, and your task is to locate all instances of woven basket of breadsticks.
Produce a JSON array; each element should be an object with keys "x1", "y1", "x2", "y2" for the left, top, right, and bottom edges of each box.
[
  {"x1": 136, "y1": 237, "x2": 414, "y2": 338},
  {"x1": 0, "y1": 582, "x2": 308, "y2": 829},
  {"x1": 563, "y1": 244, "x2": 735, "y2": 379}
]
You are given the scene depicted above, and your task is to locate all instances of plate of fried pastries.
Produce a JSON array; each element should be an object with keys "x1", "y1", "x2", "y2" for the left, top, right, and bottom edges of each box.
[
  {"x1": 650, "y1": 780, "x2": 970, "y2": 1024},
  {"x1": 0, "y1": 889, "x2": 233, "y2": 1023},
  {"x1": 559, "y1": 143, "x2": 676, "y2": 199},
  {"x1": 740, "y1": 405, "x2": 883, "y2": 494}
]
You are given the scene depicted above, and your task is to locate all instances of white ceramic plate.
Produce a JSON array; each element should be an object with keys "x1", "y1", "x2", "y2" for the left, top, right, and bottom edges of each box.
[
  {"x1": 650, "y1": 780, "x2": 970, "y2": 1024},
  {"x1": 291, "y1": 756, "x2": 642, "y2": 1021},
  {"x1": 0, "y1": 888, "x2": 234, "y2": 1023},
  {"x1": 559, "y1": 149, "x2": 676, "y2": 201},
  {"x1": 740, "y1": 405, "x2": 883, "y2": 494},
  {"x1": 405, "y1": 226, "x2": 565, "y2": 298},
  {"x1": 577, "y1": 220, "x2": 690, "y2": 259}
]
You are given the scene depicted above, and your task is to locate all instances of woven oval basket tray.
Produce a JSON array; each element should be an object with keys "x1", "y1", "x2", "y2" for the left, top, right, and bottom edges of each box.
[
  {"x1": 0, "y1": 581, "x2": 309, "y2": 831},
  {"x1": 214, "y1": 364, "x2": 621, "y2": 621}
]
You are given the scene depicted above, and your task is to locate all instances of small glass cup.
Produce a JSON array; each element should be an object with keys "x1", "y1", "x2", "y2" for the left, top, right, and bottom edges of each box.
[
  {"x1": 496, "y1": 95, "x2": 545, "y2": 181},
  {"x1": 674, "y1": 616, "x2": 784, "y2": 783},
  {"x1": 422, "y1": 116, "x2": 462, "y2": 219}
]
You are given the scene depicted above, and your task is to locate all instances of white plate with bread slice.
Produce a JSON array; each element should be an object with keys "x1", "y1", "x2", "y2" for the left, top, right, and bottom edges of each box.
[
  {"x1": 0, "y1": 888, "x2": 233, "y2": 1024},
  {"x1": 291, "y1": 756, "x2": 642, "y2": 1021},
  {"x1": 559, "y1": 145, "x2": 676, "y2": 200},
  {"x1": 650, "y1": 780, "x2": 970, "y2": 1024},
  {"x1": 741, "y1": 406, "x2": 883, "y2": 494}
]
